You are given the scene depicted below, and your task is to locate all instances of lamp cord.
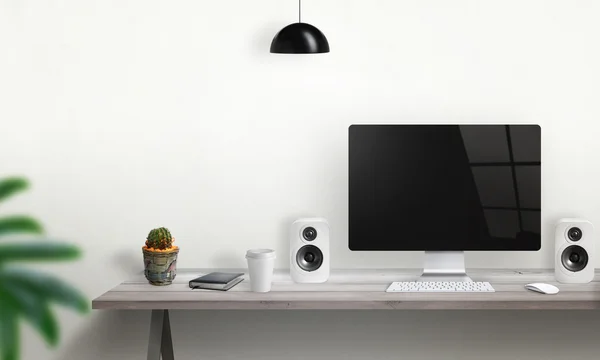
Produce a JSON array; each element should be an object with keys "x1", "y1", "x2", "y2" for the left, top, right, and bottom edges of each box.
[{"x1": 299, "y1": 0, "x2": 301, "y2": 23}]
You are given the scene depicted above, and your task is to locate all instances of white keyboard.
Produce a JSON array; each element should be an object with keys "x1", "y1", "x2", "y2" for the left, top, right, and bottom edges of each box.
[{"x1": 386, "y1": 281, "x2": 495, "y2": 293}]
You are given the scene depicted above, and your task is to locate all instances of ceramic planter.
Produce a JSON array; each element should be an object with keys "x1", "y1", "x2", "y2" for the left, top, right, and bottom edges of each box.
[{"x1": 142, "y1": 247, "x2": 179, "y2": 285}]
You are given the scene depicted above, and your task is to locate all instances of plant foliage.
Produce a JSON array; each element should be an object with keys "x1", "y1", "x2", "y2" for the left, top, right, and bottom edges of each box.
[
  {"x1": 145, "y1": 227, "x2": 174, "y2": 250},
  {"x1": 0, "y1": 177, "x2": 88, "y2": 360}
]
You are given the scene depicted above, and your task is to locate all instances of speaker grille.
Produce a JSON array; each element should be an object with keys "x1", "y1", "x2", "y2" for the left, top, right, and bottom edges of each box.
[
  {"x1": 296, "y1": 245, "x2": 323, "y2": 272},
  {"x1": 561, "y1": 245, "x2": 589, "y2": 272}
]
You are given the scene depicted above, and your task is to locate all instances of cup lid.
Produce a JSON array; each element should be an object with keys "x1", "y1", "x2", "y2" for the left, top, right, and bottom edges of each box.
[{"x1": 245, "y1": 249, "x2": 276, "y2": 259}]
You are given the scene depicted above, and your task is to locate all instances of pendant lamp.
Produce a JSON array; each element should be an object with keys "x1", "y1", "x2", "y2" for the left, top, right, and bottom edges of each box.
[{"x1": 270, "y1": 0, "x2": 330, "y2": 54}]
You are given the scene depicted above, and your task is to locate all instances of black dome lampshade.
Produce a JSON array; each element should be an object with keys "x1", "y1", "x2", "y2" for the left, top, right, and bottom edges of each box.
[{"x1": 270, "y1": 0, "x2": 330, "y2": 54}]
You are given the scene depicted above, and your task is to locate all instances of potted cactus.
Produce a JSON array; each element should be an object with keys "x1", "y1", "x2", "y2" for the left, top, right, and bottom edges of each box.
[{"x1": 142, "y1": 227, "x2": 179, "y2": 285}]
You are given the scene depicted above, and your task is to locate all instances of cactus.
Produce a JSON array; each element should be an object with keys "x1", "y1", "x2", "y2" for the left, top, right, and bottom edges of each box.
[{"x1": 145, "y1": 227, "x2": 174, "y2": 250}]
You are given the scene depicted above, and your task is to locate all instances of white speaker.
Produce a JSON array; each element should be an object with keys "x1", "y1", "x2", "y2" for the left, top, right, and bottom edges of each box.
[
  {"x1": 290, "y1": 218, "x2": 330, "y2": 283},
  {"x1": 555, "y1": 218, "x2": 595, "y2": 284}
]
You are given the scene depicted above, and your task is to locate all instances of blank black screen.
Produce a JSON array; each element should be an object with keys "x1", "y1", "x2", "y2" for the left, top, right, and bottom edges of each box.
[{"x1": 348, "y1": 125, "x2": 541, "y2": 251}]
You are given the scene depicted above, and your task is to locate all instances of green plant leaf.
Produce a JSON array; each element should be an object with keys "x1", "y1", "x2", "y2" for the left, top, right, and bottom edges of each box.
[
  {"x1": 1, "y1": 269, "x2": 89, "y2": 313},
  {"x1": 0, "y1": 243, "x2": 80, "y2": 263},
  {"x1": 0, "y1": 178, "x2": 28, "y2": 204},
  {"x1": 0, "y1": 285, "x2": 59, "y2": 347},
  {"x1": 0, "y1": 216, "x2": 44, "y2": 237},
  {"x1": 0, "y1": 302, "x2": 19, "y2": 360}
]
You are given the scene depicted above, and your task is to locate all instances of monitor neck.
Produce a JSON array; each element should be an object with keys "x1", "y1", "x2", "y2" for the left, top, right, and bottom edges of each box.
[{"x1": 419, "y1": 251, "x2": 473, "y2": 282}]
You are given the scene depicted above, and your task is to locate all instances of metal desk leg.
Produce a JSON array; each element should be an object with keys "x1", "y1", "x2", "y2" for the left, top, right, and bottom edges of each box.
[{"x1": 147, "y1": 310, "x2": 175, "y2": 360}]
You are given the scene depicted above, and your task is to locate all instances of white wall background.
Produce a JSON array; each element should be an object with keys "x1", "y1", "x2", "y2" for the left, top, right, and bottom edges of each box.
[{"x1": 2, "y1": 0, "x2": 600, "y2": 359}]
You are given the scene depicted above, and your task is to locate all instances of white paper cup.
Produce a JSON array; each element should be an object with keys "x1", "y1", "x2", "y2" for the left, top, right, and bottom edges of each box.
[{"x1": 245, "y1": 249, "x2": 276, "y2": 292}]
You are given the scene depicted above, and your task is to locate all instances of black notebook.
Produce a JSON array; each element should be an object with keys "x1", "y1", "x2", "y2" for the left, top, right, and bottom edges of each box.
[{"x1": 189, "y1": 272, "x2": 244, "y2": 291}]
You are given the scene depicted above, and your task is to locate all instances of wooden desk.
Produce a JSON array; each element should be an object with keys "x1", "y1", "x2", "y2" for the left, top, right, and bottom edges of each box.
[{"x1": 92, "y1": 269, "x2": 600, "y2": 359}]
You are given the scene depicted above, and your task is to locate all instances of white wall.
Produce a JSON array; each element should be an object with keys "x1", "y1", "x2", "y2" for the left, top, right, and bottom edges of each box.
[{"x1": 2, "y1": 1, "x2": 600, "y2": 359}]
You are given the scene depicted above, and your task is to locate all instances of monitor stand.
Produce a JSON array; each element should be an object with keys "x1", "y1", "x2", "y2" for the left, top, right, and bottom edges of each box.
[{"x1": 417, "y1": 251, "x2": 473, "y2": 282}]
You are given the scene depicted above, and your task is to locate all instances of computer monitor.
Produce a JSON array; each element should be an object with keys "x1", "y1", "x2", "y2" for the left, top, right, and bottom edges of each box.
[{"x1": 348, "y1": 124, "x2": 541, "y2": 281}]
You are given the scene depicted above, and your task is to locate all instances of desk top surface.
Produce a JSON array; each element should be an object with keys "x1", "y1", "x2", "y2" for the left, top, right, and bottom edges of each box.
[{"x1": 92, "y1": 269, "x2": 600, "y2": 310}]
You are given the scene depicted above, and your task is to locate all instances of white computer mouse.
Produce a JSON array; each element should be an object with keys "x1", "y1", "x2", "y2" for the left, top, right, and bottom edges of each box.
[{"x1": 525, "y1": 283, "x2": 560, "y2": 295}]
